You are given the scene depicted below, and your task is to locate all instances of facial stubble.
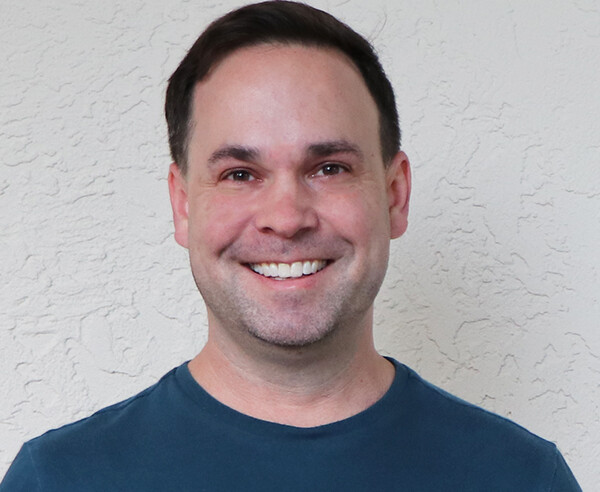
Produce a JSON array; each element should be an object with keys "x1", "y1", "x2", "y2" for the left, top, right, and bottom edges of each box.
[{"x1": 192, "y1": 262, "x2": 386, "y2": 349}]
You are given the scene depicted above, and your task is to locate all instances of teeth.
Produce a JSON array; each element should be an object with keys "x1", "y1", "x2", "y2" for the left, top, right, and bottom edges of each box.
[
  {"x1": 278, "y1": 263, "x2": 291, "y2": 278},
  {"x1": 290, "y1": 262, "x2": 303, "y2": 277},
  {"x1": 249, "y1": 260, "x2": 327, "y2": 279}
]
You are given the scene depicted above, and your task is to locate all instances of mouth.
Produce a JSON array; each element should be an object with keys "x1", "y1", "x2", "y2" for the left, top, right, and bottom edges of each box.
[{"x1": 247, "y1": 260, "x2": 328, "y2": 279}]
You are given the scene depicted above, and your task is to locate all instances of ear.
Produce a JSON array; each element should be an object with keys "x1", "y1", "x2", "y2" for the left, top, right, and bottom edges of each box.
[
  {"x1": 386, "y1": 151, "x2": 411, "y2": 239},
  {"x1": 168, "y1": 162, "x2": 189, "y2": 249}
]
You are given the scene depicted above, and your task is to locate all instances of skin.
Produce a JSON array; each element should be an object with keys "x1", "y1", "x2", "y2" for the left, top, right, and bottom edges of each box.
[{"x1": 169, "y1": 44, "x2": 411, "y2": 427}]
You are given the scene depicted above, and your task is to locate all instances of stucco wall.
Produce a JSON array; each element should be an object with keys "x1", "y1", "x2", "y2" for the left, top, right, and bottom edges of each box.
[{"x1": 1, "y1": 0, "x2": 598, "y2": 488}]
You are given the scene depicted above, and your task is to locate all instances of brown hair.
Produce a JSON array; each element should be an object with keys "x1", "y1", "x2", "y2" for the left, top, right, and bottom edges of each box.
[{"x1": 165, "y1": 1, "x2": 400, "y2": 174}]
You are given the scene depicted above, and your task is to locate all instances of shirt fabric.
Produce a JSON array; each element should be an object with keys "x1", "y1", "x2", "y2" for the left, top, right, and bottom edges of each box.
[{"x1": 0, "y1": 359, "x2": 581, "y2": 491}]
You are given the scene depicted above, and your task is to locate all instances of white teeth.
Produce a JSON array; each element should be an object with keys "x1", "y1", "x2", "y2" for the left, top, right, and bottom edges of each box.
[
  {"x1": 278, "y1": 263, "x2": 291, "y2": 278},
  {"x1": 249, "y1": 260, "x2": 327, "y2": 279},
  {"x1": 290, "y1": 262, "x2": 303, "y2": 278}
]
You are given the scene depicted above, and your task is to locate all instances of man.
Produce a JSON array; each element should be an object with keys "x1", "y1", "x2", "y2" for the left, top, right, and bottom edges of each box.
[{"x1": 1, "y1": 2, "x2": 580, "y2": 490}]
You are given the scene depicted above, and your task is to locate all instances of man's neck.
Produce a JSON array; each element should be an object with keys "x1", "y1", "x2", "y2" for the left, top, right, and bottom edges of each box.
[{"x1": 187, "y1": 324, "x2": 395, "y2": 427}]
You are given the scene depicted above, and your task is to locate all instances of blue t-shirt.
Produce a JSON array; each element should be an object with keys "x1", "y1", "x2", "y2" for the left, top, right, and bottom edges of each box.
[{"x1": 1, "y1": 359, "x2": 581, "y2": 491}]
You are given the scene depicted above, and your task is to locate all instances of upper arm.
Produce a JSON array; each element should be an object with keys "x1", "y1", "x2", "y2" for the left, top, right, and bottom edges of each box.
[
  {"x1": 0, "y1": 444, "x2": 41, "y2": 492},
  {"x1": 550, "y1": 447, "x2": 582, "y2": 492}
]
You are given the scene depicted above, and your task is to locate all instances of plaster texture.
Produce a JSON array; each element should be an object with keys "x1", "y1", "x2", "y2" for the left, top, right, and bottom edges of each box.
[{"x1": 1, "y1": 0, "x2": 598, "y2": 488}]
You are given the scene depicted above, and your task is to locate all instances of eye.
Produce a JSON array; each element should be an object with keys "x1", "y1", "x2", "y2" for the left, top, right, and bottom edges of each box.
[
  {"x1": 313, "y1": 163, "x2": 349, "y2": 177},
  {"x1": 223, "y1": 169, "x2": 255, "y2": 182}
]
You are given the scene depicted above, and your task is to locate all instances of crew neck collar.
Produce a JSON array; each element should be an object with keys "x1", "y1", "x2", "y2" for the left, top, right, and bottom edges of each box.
[{"x1": 174, "y1": 357, "x2": 409, "y2": 438}]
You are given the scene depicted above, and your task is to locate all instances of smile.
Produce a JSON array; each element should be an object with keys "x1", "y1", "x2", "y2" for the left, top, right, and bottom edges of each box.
[{"x1": 248, "y1": 260, "x2": 328, "y2": 279}]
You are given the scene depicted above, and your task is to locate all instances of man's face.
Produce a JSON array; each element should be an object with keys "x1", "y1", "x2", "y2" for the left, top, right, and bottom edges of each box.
[{"x1": 169, "y1": 44, "x2": 410, "y2": 348}]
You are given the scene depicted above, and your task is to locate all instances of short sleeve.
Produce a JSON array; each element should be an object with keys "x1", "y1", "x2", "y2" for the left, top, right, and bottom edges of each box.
[
  {"x1": 550, "y1": 448, "x2": 582, "y2": 492},
  {"x1": 0, "y1": 444, "x2": 41, "y2": 492}
]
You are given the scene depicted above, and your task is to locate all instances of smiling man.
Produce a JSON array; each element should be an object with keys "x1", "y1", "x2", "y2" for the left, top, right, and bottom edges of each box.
[
  {"x1": 168, "y1": 41, "x2": 406, "y2": 428},
  {"x1": 1, "y1": 2, "x2": 581, "y2": 491}
]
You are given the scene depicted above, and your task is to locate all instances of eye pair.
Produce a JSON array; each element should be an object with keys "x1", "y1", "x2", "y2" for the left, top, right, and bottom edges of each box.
[{"x1": 224, "y1": 163, "x2": 348, "y2": 182}]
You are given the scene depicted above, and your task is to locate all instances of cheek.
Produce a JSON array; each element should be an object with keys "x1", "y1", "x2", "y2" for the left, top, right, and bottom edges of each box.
[
  {"x1": 188, "y1": 194, "x2": 250, "y2": 253},
  {"x1": 324, "y1": 186, "x2": 390, "y2": 239}
]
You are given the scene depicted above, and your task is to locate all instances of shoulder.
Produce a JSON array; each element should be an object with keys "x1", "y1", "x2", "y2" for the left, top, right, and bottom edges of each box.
[
  {"x1": 388, "y1": 359, "x2": 580, "y2": 490},
  {"x1": 399, "y1": 361, "x2": 552, "y2": 449},
  {"x1": 8, "y1": 365, "x2": 186, "y2": 489},
  {"x1": 31, "y1": 365, "x2": 181, "y2": 449}
]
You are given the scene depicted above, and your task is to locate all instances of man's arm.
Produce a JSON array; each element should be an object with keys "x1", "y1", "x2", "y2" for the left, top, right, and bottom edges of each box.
[
  {"x1": 0, "y1": 444, "x2": 41, "y2": 492},
  {"x1": 551, "y1": 448, "x2": 582, "y2": 492}
]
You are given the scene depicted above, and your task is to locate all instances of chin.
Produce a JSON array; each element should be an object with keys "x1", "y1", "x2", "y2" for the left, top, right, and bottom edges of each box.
[
  {"x1": 243, "y1": 314, "x2": 338, "y2": 349},
  {"x1": 248, "y1": 325, "x2": 335, "y2": 349}
]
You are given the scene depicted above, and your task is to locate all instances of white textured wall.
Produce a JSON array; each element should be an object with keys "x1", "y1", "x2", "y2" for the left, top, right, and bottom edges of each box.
[{"x1": 1, "y1": 0, "x2": 598, "y2": 488}]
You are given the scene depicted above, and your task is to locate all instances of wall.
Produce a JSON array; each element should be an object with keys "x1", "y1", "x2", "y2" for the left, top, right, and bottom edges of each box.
[{"x1": 1, "y1": 0, "x2": 598, "y2": 488}]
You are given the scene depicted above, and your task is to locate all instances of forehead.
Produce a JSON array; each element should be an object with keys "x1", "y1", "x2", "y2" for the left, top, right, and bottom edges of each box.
[
  {"x1": 188, "y1": 44, "x2": 381, "y2": 163},
  {"x1": 200, "y1": 42, "x2": 367, "y2": 96}
]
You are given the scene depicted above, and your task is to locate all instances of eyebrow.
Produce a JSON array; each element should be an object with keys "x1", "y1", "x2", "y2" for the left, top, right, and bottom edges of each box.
[
  {"x1": 307, "y1": 140, "x2": 364, "y2": 161},
  {"x1": 207, "y1": 145, "x2": 260, "y2": 166}
]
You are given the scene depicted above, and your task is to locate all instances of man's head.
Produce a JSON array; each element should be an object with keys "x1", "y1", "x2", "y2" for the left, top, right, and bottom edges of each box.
[
  {"x1": 165, "y1": 0, "x2": 400, "y2": 174},
  {"x1": 167, "y1": 2, "x2": 410, "y2": 352}
]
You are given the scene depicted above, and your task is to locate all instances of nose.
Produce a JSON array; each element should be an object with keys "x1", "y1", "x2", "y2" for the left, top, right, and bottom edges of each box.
[{"x1": 254, "y1": 176, "x2": 318, "y2": 238}]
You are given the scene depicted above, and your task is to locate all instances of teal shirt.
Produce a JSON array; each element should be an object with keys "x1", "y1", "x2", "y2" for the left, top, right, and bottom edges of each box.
[{"x1": 1, "y1": 359, "x2": 581, "y2": 491}]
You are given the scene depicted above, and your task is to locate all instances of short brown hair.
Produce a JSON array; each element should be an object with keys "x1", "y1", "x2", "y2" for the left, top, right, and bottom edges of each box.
[{"x1": 165, "y1": 1, "x2": 400, "y2": 174}]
